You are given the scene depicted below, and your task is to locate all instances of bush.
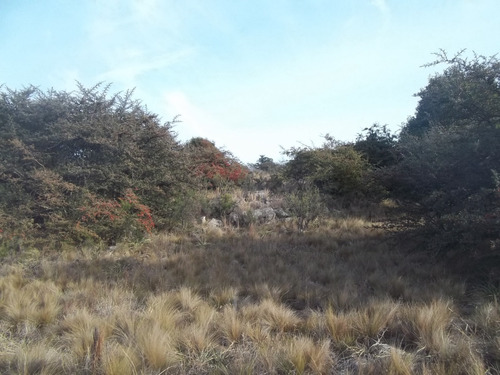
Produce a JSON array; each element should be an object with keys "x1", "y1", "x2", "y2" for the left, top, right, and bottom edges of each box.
[
  {"x1": 0, "y1": 83, "x2": 197, "y2": 246},
  {"x1": 379, "y1": 51, "x2": 500, "y2": 276},
  {"x1": 186, "y1": 138, "x2": 248, "y2": 189},
  {"x1": 208, "y1": 193, "x2": 237, "y2": 220},
  {"x1": 354, "y1": 124, "x2": 399, "y2": 168},
  {"x1": 285, "y1": 183, "x2": 325, "y2": 231},
  {"x1": 75, "y1": 189, "x2": 154, "y2": 245},
  {"x1": 284, "y1": 136, "x2": 370, "y2": 198}
]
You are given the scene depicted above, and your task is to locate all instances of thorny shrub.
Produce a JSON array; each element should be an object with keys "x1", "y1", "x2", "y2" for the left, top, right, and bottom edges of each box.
[
  {"x1": 75, "y1": 189, "x2": 154, "y2": 244},
  {"x1": 187, "y1": 138, "x2": 248, "y2": 189}
]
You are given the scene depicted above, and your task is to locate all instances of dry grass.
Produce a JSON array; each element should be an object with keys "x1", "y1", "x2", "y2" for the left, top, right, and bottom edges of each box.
[
  {"x1": 283, "y1": 336, "x2": 333, "y2": 374},
  {"x1": 136, "y1": 320, "x2": 181, "y2": 370},
  {"x1": 388, "y1": 347, "x2": 414, "y2": 375},
  {"x1": 0, "y1": 215, "x2": 498, "y2": 374}
]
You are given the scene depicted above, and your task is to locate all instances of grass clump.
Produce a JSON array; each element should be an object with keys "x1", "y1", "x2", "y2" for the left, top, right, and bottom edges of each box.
[{"x1": 0, "y1": 216, "x2": 497, "y2": 373}]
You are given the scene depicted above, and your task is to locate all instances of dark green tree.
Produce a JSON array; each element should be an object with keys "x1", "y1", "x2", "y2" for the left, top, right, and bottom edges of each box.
[
  {"x1": 354, "y1": 124, "x2": 399, "y2": 168},
  {"x1": 392, "y1": 51, "x2": 500, "y2": 201},
  {"x1": 253, "y1": 155, "x2": 278, "y2": 172},
  {"x1": 0, "y1": 83, "x2": 196, "y2": 246},
  {"x1": 403, "y1": 49, "x2": 500, "y2": 137},
  {"x1": 383, "y1": 51, "x2": 500, "y2": 277}
]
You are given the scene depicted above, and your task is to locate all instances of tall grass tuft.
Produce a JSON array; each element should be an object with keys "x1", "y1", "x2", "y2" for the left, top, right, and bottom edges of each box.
[
  {"x1": 413, "y1": 300, "x2": 454, "y2": 354},
  {"x1": 283, "y1": 336, "x2": 333, "y2": 374},
  {"x1": 136, "y1": 320, "x2": 181, "y2": 370},
  {"x1": 102, "y1": 343, "x2": 140, "y2": 375},
  {"x1": 242, "y1": 299, "x2": 300, "y2": 334},
  {"x1": 388, "y1": 347, "x2": 414, "y2": 375},
  {"x1": 325, "y1": 306, "x2": 357, "y2": 347},
  {"x1": 218, "y1": 306, "x2": 244, "y2": 344},
  {"x1": 354, "y1": 300, "x2": 399, "y2": 339}
]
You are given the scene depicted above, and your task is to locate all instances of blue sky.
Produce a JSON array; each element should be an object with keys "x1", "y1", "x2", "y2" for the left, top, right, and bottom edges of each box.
[{"x1": 1, "y1": 0, "x2": 499, "y2": 163}]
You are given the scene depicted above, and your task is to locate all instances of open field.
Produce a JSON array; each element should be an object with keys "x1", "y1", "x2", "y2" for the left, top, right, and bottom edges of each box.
[{"x1": 0, "y1": 218, "x2": 499, "y2": 374}]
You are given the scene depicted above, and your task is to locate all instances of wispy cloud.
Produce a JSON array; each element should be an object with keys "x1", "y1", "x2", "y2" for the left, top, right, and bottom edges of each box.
[
  {"x1": 370, "y1": 0, "x2": 390, "y2": 15},
  {"x1": 82, "y1": 0, "x2": 196, "y2": 88},
  {"x1": 96, "y1": 49, "x2": 194, "y2": 86},
  {"x1": 162, "y1": 91, "x2": 221, "y2": 142}
]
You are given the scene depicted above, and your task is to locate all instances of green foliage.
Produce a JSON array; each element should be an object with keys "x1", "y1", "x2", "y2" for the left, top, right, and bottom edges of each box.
[
  {"x1": 383, "y1": 126, "x2": 499, "y2": 201},
  {"x1": 285, "y1": 183, "x2": 324, "y2": 231},
  {"x1": 253, "y1": 155, "x2": 279, "y2": 172},
  {"x1": 388, "y1": 51, "x2": 500, "y2": 204},
  {"x1": 75, "y1": 189, "x2": 154, "y2": 245},
  {"x1": 164, "y1": 189, "x2": 205, "y2": 230},
  {"x1": 402, "y1": 49, "x2": 500, "y2": 137},
  {"x1": 383, "y1": 51, "x2": 500, "y2": 275},
  {"x1": 249, "y1": 155, "x2": 285, "y2": 192},
  {"x1": 284, "y1": 136, "x2": 370, "y2": 197},
  {"x1": 208, "y1": 193, "x2": 237, "y2": 220},
  {"x1": 0, "y1": 83, "x2": 195, "y2": 246},
  {"x1": 354, "y1": 124, "x2": 399, "y2": 168}
]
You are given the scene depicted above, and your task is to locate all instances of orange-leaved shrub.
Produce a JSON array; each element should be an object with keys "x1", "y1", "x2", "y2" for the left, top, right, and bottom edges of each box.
[
  {"x1": 75, "y1": 189, "x2": 154, "y2": 244},
  {"x1": 186, "y1": 138, "x2": 248, "y2": 189}
]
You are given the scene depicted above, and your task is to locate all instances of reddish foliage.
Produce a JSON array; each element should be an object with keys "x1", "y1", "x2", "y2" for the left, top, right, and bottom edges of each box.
[
  {"x1": 119, "y1": 189, "x2": 155, "y2": 233},
  {"x1": 77, "y1": 189, "x2": 154, "y2": 242},
  {"x1": 189, "y1": 139, "x2": 248, "y2": 187}
]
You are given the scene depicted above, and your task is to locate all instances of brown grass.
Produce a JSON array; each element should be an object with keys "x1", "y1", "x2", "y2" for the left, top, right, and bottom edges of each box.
[
  {"x1": 283, "y1": 336, "x2": 333, "y2": 374},
  {"x1": 0, "y1": 215, "x2": 498, "y2": 374}
]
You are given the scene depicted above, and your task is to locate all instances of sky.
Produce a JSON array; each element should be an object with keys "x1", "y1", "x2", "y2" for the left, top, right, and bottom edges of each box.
[{"x1": 1, "y1": 0, "x2": 499, "y2": 164}]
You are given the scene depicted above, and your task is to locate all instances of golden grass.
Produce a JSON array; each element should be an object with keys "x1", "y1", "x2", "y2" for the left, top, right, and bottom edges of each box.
[
  {"x1": 218, "y1": 306, "x2": 244, "y2": 344},
  {"x1": 242, "y1": 298, "x2": 301, "y2": 334},
  {"x1": 283, "y1": 336, "x2": 333, "y2": 374},
  {"x1": 136, "y1": 320, "x2": 181, "y2": 370},
  {"x1": 9, "y1": 342, "x2": 69, "y2": 375},
  {"x1": 0, "y1": 278, "x2": 61, "y2": 329},
  {"x1": 353, "y1": 299, "x2": 399, "y2": 339},
  {"x1": 325, "y1": 306, "x2": 357, "y2": 346},
  {"x1": 102, "y1": 343, "x2": 140, "y2": 375},
  {"x1": 388, "y1": 347, "x2": 414, "y2": 375},
  {"x1": 0, "y1": 216, "x2": 497, "y2": 373},
  {"x1": 58, "y1": 308, "x2": 107, "y2": 361},
  {"x1": 413, "y1": 300, "x2": 454, "y2": 354}
]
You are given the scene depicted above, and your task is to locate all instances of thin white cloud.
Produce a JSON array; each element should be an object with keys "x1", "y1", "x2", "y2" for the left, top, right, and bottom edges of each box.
[
  {"x1": 96, "y1": 48, "x2": 194, "y2": 86},
  {"x1": 52, "y1": 68, "x2": 82, "y2": 91},
  {"x1": 370, "y1": 0, "x2": 390, "y2": 15},
  {"x1": 163, "y1": 91, "x2": 220, "y2": 141},
  {"x1": 81, "y1": 0, "x2": 197, "y2": 88}
]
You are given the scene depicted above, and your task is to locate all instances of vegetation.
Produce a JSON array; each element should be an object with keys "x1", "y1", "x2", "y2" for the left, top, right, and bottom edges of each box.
[
  {"x1": 185, "y1": 137, "x2": 248, "y2": 189},
  {"x1": 0, "y1": 49, "x2": 499, "y2": 373},
  {"x1": 354, "y1": 124, "x2": 399, "y2": 169},
  {"x1": 381, "y1": 51, "x2": 500, "y2": 278},
  {"x1": 0, "y1": 217, "x2": 496, "y2": 374},
  {"x1": 283, "y1": 137, "x2": 370, "y2": 198},
  {"x1": 0, "y1": 83, "x2": 196, "y2": 247}
]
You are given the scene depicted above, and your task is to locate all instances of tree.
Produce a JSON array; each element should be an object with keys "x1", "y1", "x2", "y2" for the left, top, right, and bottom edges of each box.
[
  {"x1": 253, "y1": 155, "x2": 278, "y2": 172},
  {"x1": 402, "y1": 49, "x2": 500, "y2": 137},
  {"x1": 354, "y1": 124, "x2": 399, "y2": 168},
  {"x1": 393, "y1": 51, "x2": 500, "y2": 201},
  {"x1": 0, "y1": 83, "x2": 196, "y2": 246},
  {"x1": 383, "y1": 51, "x2": 500, "y2": 276}
]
